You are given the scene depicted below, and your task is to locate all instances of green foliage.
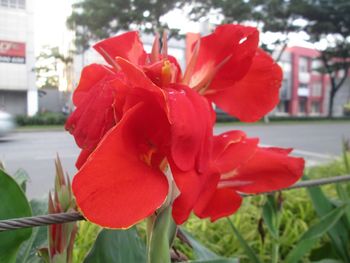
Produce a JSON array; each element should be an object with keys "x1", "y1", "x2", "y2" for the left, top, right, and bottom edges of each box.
[
  {"x1": 0, "y1": 169, "x2": 32, "y2": 263},
  {"x1": 16, "y1": 199, "x2": 48, "y2": 263},
  {"x1": 226, "y1": 218, "x2": 261, "y2": 263},
  {"x1": 179, "y1": 156, "x2": 350, "y2": 262},
  {"x1": 83, "y1": 227, "x2": 146, "y2": 263},
  {"x1": 36, "y1": 46, "x2": 73, "y2": 89},
  {"x1": 16, "y1": 112, "x2": 67, "y2": 126},
  {"x1": 12, "y1": 169, "x2": 30, "y2": 193},
  {"x1": 73, "y1": 221, "x2": 100, "y2": 263},
  {"x1": 180, "y1": 259, "x2": 239, "y2": 263},
  {"x1": 180, "y1": 229, "x2": 221, "y2": 260},
  {"x1": 284, "y1": 205, "x2": 347, "y2": 263}
]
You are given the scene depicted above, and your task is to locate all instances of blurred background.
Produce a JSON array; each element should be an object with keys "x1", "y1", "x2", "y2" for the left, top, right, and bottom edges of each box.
[{"x1": 0, "y1": 0, "x2": 349, "y2": 198}]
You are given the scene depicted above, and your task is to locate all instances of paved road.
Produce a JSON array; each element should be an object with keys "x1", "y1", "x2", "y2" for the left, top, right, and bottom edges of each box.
[{"x1": 0, "y1": 122, "x2": 349, "y2": 198}]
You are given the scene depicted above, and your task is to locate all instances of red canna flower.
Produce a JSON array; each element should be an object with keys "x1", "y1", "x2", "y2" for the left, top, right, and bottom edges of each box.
[
  {"x1": 185, "y1": 25, "x2": 282, "y2": 122},
  {"x1": 66, "y1": 24, "x2": 304, "y2": 229}
]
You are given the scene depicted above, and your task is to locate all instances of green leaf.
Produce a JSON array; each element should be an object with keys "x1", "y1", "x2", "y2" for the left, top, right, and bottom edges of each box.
[
  {"x1": 311, "y1": 260, "x2": 342, "y2": 263},
  {"x1": 335, "y1": 183, "x2": 350, "y2": 228},
  {"x1": 16, "y1": 198, "x2": 48, "y2": 263},
  {"x1": 306, "y1": 176, "x2": 350, "y2": 262},
  {"x1": 0, "y1": 169, "x2": 32, "y2": 263},
  {"x1": 262, "y1": 195, "x2": 278, "y2": 239},
  {"x1": 180, "y1": 259, "x2": 239, "y2": 263},
  {"x1": 13, "y1": 169, "x2": 30, "y2": 193},
  {"x1": 285, "y1": 205, "x2": 347, "y2": 263},
  {"x1": 226, "y1": 218, "x2": 261, "y2": 263},
  {"x1": 147, "y1": 206, "x2": 176, "y2": 263},
  {"x1": 83, "y1": 227, "x2": 146, "y2": 263},
  {"x1": 342, "y1": 140, "x2": 350, "y2": 173},
  {"x1": 180, "y1": 229, "x2": 219, "y2": 260}
]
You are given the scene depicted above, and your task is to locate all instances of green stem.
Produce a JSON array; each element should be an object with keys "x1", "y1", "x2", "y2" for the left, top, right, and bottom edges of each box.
[
  {"x1": 271, "y1": 198, "x2": 281, "y2": 263},
  {"x1": 146, "y1": 206, "x2": 177, "y2": 263},
  {"x1": 271, "y1": 241, "x2": 279, "y2": 263}
]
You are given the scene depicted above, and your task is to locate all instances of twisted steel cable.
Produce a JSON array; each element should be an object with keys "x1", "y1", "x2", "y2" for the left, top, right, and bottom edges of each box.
[
  {"x1": 0, "y1": 212, "x2": 84, "y2": 232},
  {"x1": 1, "y1": 174, "x2": 350, "y2": 232}
]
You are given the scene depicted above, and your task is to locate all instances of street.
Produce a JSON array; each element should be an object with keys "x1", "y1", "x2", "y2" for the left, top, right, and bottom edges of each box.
[{"x1": 0, "y1": 122, "x2": 349, "y2": 198}]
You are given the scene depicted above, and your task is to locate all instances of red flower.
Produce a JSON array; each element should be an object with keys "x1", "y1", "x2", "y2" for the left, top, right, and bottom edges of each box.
[
  {"x1": 186, "y1": 25, "x2": 282, "y2": 122},
  {"x1": 69, "y1": 57, "x2": 214, "y2": 228},
  {"x1": 171, "y1": 130, "x2": 304, "y2": 224},
  {"x1": 66, "y1": 25, "x2": 303, "y2": 229}
]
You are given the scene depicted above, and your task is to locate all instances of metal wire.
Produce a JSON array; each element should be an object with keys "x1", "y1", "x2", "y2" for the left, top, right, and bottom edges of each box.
[
  {"x1": 1, "y1": 174, "x2": 350, "y2": 232},
  {"x1": 0, "y1": 212, "x2": 84, "y2": 232},
  {"x1": 242, "y1": 174, "x2": 350, "y2": 196}
]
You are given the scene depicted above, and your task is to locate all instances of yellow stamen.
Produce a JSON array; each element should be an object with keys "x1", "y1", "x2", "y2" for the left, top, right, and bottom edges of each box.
[{"x1": 161, "y1": 60, "x2": 172, "y2": 86}]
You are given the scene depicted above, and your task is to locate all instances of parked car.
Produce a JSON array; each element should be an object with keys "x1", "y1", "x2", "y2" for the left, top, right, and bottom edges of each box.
[{"x1": 0, "y1": 110, "x2": 15, "y2": 137}]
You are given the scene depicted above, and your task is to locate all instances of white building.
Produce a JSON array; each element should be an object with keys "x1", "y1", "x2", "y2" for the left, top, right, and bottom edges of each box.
[{"x1": 0, "y1": 0, "x2": 37, "y2": 116}]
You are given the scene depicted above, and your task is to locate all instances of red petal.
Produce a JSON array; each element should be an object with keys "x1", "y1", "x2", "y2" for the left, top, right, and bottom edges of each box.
[
  {"x1": 116, "y1": 57, "x2": 164, "y2": 94},
  {"x1": 207, "y1": 49, "x2": 283, "y2": 122},
  {"x1": 65, "y1": 72, "x2": 127, "y2": 168},
  {"x1": 208, "y1": 25, "x2": 259, "y2": 89},
  {"x1": 94, "y1": 31, "x2": 147, "y2": 66},
  {"x1": 72, "y1": 103, "x2": 169, "y2": 228},
  {"x1": 212, "y1": 130, "x2": 258, "y2": 173},
  {"x1": 224, "y1": 147, "x2": 305, "y2": 194},
  {"x1": 171, "y1": 166, "x2": 202, "y2": 224},
  {"x1": 189, "y1": 24, "x2": 258, "y2": 90},
  {"x1": 75, "y1": 148, "x2": 92, "y2": 169},
  {"x1": 72, "y1": 64, "x2": 114, "y2": 106},
  {"x1": 194, "y1": 188, "x2": 242, "y2": 222},
  {"x1": 166, "y1": 84, "x2": 214, "y2": 172}
]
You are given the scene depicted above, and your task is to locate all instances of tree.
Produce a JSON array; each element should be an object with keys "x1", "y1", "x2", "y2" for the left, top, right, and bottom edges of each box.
[
  {"x1": 191, "y1": 0, "x2": 305, "y2": 58},
  {"x1": 294, "y1": 0, "x2": 350, "y2": 117},
  {"x1": 67, "y1": 0, "x2": 187, "y2": 52},
  {"x1": 36, "y1": 46, "x2": 73, "y2": 90}
]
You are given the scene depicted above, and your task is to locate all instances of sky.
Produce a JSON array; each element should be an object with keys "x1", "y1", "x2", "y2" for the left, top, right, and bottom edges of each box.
[{"x1": 33, "y1": 0, "x2": 73, "y2": 54}]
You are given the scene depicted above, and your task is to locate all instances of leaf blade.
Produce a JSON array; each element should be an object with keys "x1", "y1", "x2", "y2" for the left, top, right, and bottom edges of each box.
[{"x1": 0, "y1": 169, "x2": 32, "y2": 263}]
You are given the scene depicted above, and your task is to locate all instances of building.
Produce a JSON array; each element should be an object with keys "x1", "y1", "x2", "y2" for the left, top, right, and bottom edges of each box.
[
  {"x1": 0, "y1": 0, "x2": 37, "y2": 116},
  {"x1": 276, "y1": 46, "x2": 330, "y2": 116},
  {"x1": 277, "y1": 46, "x2": 350, "y2": 117}
]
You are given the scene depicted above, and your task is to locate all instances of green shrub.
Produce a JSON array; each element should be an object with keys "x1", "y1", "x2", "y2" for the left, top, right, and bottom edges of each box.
[
  {"x1": 180, "y1": 157, "x2": 350, "y2": 262},
  {"x1": 15, "y1": 112, "x2": 67, "y2": 126}
]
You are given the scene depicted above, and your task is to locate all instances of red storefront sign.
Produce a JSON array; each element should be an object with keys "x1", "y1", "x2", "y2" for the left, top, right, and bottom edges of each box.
[{"x1": 0, "y1": 40, "x2": 26, "y2": 64}]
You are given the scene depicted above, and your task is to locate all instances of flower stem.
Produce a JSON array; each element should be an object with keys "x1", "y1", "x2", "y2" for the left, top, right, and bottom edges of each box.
[{"x1": 146, "y1": 206, "x2": 177, "y2": 263}]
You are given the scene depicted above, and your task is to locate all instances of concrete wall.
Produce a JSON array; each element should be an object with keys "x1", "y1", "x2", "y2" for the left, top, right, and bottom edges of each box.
[
  {"x1": 38, "y1": 88, "x2": 71, "y2": 113},
  {"x1": 0, "y1": 89, "x2": 27, "y2": 115},
  {"x1": 333, "y1": 78, "x2": 350, "y2": 116}
]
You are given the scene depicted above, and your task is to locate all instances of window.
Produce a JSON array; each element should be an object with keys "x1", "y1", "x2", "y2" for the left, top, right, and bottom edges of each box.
[
  {"x1": 18, "y1": 0, "x2": 24, "y2": 8},
  {"x1": 9, "y1": 0, "x2": 16, "y2": 7},
  {"x1": 277, "y1": 100, "x2": 289, "y2": 113},
  {"x1": 312, "y1": 82, "x2": 322, "y2": 97},
  {"x1": 299, "y1": 57, "x2": 309, "y2": 73},
  {"x1": 279, "y1": 61, "x2": 291, "y2": 72},
  {"x1": 311, "y1": 101, "x2": 320, "y2": 113},
  {"x1": 312, "y1": 59, "x2": 322, "y2": 73},
  {"x1": 299, "y1": 97, "x2": 307, "y2": 114},
  {"x1": 0, "y1": 0, "x2": 25, "y2": 9},
  {"x1": 0, "y1": 0, "x2": 9, "y2": 7}
]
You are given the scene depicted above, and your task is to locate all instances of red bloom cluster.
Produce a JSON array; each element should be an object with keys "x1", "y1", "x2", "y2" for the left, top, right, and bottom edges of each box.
[{"x1": 66, "y1": 25, "x2": 304, "y2": 229}]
